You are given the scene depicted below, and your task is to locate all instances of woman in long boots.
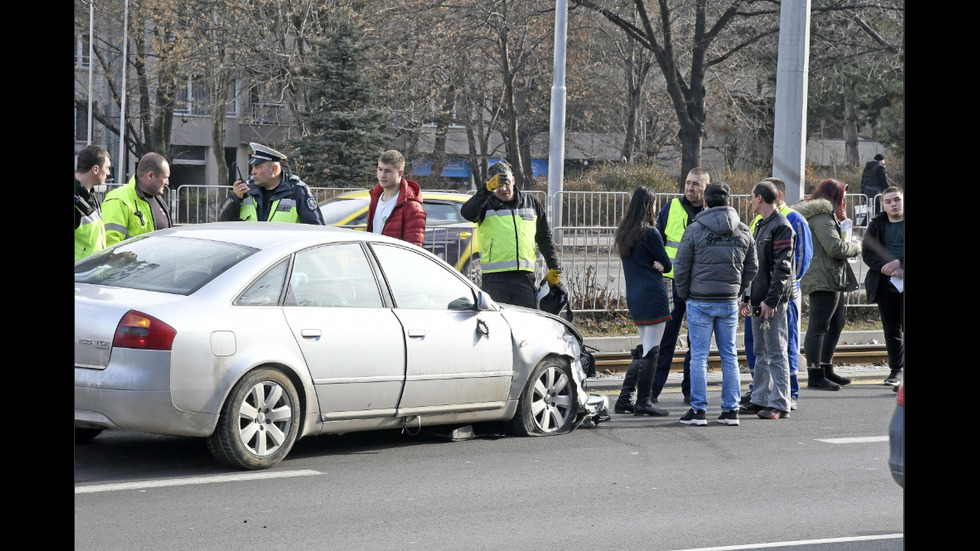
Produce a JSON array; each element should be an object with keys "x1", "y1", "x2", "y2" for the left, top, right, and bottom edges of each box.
[{"x1": 613, "y1": 187, "x2": 673, "y2": 416}]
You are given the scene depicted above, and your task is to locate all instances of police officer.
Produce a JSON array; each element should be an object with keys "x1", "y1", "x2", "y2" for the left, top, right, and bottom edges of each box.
[
  {"x1": 103, "y1": 152, "x2": 173, "y2": 246},
  {"x1": 651, "y1": 167, "x2": 710, "y2": 403},
  {"x1": 219, "y1": 142, "x2": 325, "y2": 225},
  {"x1": 74, "y1": 145, "x2": 111, "y2": 261},
  {"x1": 460, "y1": 160, "x2": 561, "y2": 309}
]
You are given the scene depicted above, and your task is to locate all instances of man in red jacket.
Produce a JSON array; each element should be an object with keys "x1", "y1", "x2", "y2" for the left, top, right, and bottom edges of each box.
[{"x1": 367, "y1": 150, "x2": 426, "y2": 246}]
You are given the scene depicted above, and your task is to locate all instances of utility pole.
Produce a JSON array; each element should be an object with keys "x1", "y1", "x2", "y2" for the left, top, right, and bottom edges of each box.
[
  {"x1": 548, "y1": 0, "x2": 569, "y2": 233},
  {"x1": 772, "y1": 1, "x2": 811, "y2": 205}
]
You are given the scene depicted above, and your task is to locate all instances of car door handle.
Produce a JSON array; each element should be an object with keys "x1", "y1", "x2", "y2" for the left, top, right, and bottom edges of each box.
[
  {"x1": 407, "y1": 329, "x2": 426, "y2": 338},
  {"x1": 301, "y1": 329, "x2": 322, "y2": 339}
]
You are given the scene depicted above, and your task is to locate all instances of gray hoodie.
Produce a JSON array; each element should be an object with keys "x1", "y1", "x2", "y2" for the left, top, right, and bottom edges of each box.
[{"x1": 674, "y1": 206, "x2": 758, "y2": 303}]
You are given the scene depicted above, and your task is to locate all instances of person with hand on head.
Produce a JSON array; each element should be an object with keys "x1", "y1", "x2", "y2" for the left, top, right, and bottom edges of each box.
[
  {"x1": 674, "y1": 183, "x2": 757, "y2": 426},
  {"x1": 219, "y1": 142, "x2": 325, "y2": 225},
  {"x1": 367, "y1": 150, "x2": 426, "y2": 246},
  {"x1": 612, "y1": 187, "x2": 673, "y2": 417},
  {"x1": 103, "y1": 152, "x2": 173, "y2": 246},
  {"x1": 739, "y1": 180, "x2": 796, "y2": 420},
  {"x1": 794, "y1": 178, "x2": 862, "y2": 391},
  {"x1": 74, "y1": 145, "x2": 111, "y2": 261},
  {"x1": 460, "y1": 161, "x2": 561, "y2": 309},
  {"x1": 863, "y1": 186, "x2": 904, "y2": 388}
]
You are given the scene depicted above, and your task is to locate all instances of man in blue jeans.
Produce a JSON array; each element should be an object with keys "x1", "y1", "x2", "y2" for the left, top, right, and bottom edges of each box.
[{"x1": 672, "y1": 183, "x2": 757, "y2": 426}]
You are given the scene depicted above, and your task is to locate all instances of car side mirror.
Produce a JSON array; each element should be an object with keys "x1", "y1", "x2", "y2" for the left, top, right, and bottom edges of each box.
[{"x1": 476, "y1": 291, "x2": 495, "y2": 311}]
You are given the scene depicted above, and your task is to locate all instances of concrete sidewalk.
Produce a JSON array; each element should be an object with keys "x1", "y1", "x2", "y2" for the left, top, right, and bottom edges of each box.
[{"x1": 582, "y1": 330, "x2": 893, "y2": 392}]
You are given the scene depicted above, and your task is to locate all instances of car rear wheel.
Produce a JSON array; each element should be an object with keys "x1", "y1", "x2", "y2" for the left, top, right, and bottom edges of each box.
[
  {"x1": 509, "y1": 358, "x2": 577, "y2": 436},
  {"x1": 207, "y1": 368, "x2": 301, "y2": 470},
  {"x1": 74, "y1": 428, "x2": 103, "y2": 444},
  {"x1": 462, "y1": 259, "x2": 482, "y2": 286}
]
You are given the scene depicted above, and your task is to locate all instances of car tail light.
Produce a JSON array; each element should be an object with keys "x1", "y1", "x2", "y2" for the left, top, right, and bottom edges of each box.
[
  {"x1": 113, "y1": 310, "x2": 177, "y2": 350},
  {"x1": 896, "y1": 383, "x2": 903, "y2": 407}
]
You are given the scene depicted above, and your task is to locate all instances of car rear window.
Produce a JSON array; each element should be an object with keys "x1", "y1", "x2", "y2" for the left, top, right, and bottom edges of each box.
[{"x1": 74, "y1": 235, "x2": 256, "y2": 295}]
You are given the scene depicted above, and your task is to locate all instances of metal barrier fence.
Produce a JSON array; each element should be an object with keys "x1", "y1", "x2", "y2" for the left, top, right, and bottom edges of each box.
[{"x1": 96, "y1": 183, "x2": 880, "y2": 314}]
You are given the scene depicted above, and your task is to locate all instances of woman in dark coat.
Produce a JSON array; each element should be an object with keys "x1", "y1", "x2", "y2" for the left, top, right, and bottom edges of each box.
[{"x1": 612, "y1": 187, "x2": 673, "y2": 416}]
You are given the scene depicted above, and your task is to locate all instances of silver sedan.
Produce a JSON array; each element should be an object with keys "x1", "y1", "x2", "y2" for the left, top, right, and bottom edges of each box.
[{"x1": 75, "y1": 222, "x2": 606, "y2": 469}]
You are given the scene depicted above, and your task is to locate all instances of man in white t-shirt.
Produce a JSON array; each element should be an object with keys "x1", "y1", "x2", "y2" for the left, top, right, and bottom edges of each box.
[{"x1": 366, "y1": 150, "x2": 426, "y2": 246}]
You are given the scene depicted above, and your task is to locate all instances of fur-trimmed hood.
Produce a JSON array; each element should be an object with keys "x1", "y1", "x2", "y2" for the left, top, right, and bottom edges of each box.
[{"x1": 792, "y1": 197, "x2": 835, "y2": 221}]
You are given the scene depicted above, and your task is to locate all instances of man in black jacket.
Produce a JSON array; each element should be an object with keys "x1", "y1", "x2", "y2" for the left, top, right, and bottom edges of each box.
[
  {"x1": 739, "y1": 181, "x2": 796, "y2": 420},
  {"x1": 860, "y1": 153, "x2": 889, "y2": 203}
]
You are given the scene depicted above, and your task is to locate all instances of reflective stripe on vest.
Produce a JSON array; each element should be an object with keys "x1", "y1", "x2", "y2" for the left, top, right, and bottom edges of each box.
[
  {"x1": 749, "y1": 204, "x2": 796, "y2": 234},
  {"x1": 75, "y1": 208, "x2": 107, "y2": 262},
  {"x1": 478, "y1": 206, "x2": 538, "y2": 273},
  {"x1": 240, "y1": 197, "x2": 300, "y2": 223},
  {"x1": 662, "y1": 198, "x2": 688, "y2": 279}
]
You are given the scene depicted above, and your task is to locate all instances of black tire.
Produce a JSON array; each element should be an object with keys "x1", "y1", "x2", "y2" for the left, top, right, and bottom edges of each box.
[
  {"x1": 462, "y1": 259, "x2": 482, "y2": 286},
  {"x1": 509, "y1": 358, "x2": 578, "y2": 436},
  {"x1": 207, "y1": 368, "x2": 301, "y2": 470},
  {"x1": 74, "y1": 427, "x2": 103, "y2": 444}
]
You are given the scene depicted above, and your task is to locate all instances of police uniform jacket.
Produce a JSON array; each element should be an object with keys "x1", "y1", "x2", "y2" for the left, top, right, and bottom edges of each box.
[
  {"x1": 460, "y1": 186, "x2": 560, "y2": 274},
  {"x1": 103, "y1": 176, "x2": 172, "y2": 246},
  {"x1": 219, "y1": 172, "x2": 325, "y2": 225},
  {"x1": 74, "y1": 179, "x2": 106, "y2": 261},
  {"x1": 655, "y1": 196, "x2": 704, "y2": 279}
]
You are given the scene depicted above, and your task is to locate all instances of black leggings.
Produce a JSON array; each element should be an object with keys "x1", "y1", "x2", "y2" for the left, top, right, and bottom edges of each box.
[{"x1": 804, "y1": 291, "x2": 846, "y2": 368}]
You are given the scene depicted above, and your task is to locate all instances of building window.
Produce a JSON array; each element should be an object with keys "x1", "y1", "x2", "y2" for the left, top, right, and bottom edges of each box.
[
  {"x1": 75, "y1": 101, "x2": 90, "y2": 143},
  {"x1": 174, "y1": 77, "x2": 239, "y2": 118},
  {"x1": 76, "y1": 33, "x2": 90, "y2": 69}
]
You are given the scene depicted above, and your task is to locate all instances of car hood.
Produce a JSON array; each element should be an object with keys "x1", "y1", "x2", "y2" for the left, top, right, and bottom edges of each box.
[{"x1": 74, "y1": 283, "x2": 185, "y2": 369}]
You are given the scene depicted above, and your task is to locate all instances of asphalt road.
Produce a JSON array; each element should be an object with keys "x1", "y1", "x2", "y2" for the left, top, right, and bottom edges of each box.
[{"x1": 74, "y1": 384, "x2": 902, "y2": 551}]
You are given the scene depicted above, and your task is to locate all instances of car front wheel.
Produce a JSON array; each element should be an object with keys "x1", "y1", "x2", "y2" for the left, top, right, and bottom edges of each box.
[
  {"x1": 207, "y1": 368, "x2": 301, "y2": 470},
  {"x1": 509, "y1": 358, "x2": 577, "y2": 436}
]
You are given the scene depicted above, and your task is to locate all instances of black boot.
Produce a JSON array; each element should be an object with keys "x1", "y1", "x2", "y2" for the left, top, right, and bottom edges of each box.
[
  {"x1": 634, "y1": 346, "x2": 670, "y2": 417},
  {"x1": 823, "y1": 363, "x2": 851, "y2": 386},
  {"x1": 807, "y1": 366, "x2": 842, "y2": 391},
  {"x1": 614, "y1": 358, "x2": 640, "y2": 414}
]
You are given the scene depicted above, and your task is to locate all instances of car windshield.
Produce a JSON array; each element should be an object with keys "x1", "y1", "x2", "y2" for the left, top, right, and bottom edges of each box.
[
  {"x1": 74, "y1": 235, "x2": 257, "y2": 295},
  {"x1": 320, "y1": 198, "x2": 369, "y2": 224}
]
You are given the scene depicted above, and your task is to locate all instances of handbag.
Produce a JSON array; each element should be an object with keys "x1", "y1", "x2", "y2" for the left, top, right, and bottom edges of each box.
[{"x1": 844, "y1": 261, "x2": 859, "y2": 292}]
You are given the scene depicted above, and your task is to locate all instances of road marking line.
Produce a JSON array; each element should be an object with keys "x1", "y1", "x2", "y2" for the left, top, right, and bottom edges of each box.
[
  {"x1": 816, "y1": 436, "x2": 888, "y2": 444},
  {"x1": 75, "y1": 469, "x2": 321, "y2": 494},
  {"x1": 671, "y1": 533, "x2": 903, "y2": 550}
]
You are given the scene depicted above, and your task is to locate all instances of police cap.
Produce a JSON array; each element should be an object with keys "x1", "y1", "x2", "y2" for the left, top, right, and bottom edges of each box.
[{"x1": 248, "y1": 142, "x2": 287, "y2": 165}]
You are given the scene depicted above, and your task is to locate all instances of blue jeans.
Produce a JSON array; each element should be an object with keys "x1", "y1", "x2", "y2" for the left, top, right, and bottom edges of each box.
[
  {"x1": 744, "y1": 294, "x2": 801, "y2": 399},
  {"x1": 686, "y1": 300, "x2": 741, "y2": 413}
]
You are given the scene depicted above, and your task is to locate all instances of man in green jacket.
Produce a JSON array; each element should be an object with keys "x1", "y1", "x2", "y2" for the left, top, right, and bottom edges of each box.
[{"x1": 103, "y1": 152, "x2": 172, "y2": 245}]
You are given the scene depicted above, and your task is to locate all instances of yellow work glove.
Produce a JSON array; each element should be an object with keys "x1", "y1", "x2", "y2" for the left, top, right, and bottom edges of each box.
[
  {"x1": 545, "y1": 269, "x2": 561, "y2": 286},
  {"x1": 485, "y1": 174, "x2": 502, "y2": 192}
]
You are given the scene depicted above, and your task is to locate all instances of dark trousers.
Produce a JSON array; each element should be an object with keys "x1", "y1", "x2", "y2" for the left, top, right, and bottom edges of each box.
[
  {"x1": 652, "y1": 279, "x2": 691, "y2": 398},
  {"x1": 481, "y1": 271, "x2": 538, "y2": 309},
  {"x1": 876, "y1": 283, "x2": 904, "y2": 372},
  {"x1": 803, "y1": 290, "x2": 846, "y2": 368}
]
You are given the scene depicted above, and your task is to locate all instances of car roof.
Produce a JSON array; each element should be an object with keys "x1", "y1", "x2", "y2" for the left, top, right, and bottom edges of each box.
[
  {"x1": 326, "y1": 190, "x2": 473, "y2": 203},
  {"x1": 148, "y1": 221, "x2": 394, "y2": 250}
]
